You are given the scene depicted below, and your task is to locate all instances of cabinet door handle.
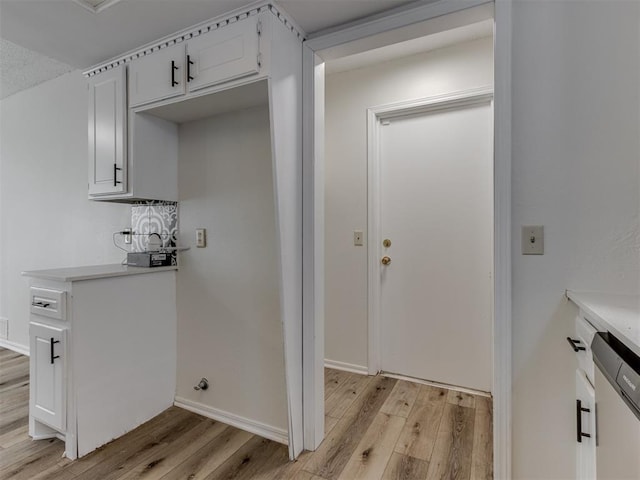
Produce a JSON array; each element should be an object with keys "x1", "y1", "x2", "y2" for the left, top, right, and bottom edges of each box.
[
  {"x1": 32, "y1": 301, "x2": 51, "y2": 308},
  {"x1": 187, "y1": 55, "x2": 194, "y2": 82},
  {"x1": 113, "y1": 163, "x2": 122, "y2": 187},
  {"x1": 567, "y1": 337, "x2": 586, "y2": 352},
  {"x1": 50, "y1": 337, "x2": 60, "y2": 365},
  {"x1": 576, "y1": 399, "x2": 591, "y2": 443},
  {"x1": 171, "y1": 60, "x2": 179, "y2": 87}
]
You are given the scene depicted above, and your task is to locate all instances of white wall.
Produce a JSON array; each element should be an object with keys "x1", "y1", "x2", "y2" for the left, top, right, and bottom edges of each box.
[
  {"x1": 175, "y1": 105, "x2": 288, "y2": 434},
  {"x1": 0, "y1": 71, "x2": 130, "y2": 349},
  {"x1": 324, "y1": 37, "x2": 494, "y2": 369},
  {"x1": 511, "y1": 1, "x2": 640, "y2": 478}
]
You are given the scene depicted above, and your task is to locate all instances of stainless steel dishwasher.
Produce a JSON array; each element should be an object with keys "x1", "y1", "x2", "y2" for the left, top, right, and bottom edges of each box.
[{"x1": 591, "y1": 332, "x2": 640, "y2": 479}]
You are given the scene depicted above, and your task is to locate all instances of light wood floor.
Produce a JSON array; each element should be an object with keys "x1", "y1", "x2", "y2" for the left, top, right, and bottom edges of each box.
[{"x1": 0, "y1": 348, "x2": 492, "y2": 479}]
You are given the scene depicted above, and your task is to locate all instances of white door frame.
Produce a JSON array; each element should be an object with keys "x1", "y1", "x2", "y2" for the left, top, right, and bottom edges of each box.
[
  {"x1": 302, "y1": 1, "x2": 512, "y2": 478},
  {"x1": 366, "y1": 87, "x2": 495, "y2": 377}
]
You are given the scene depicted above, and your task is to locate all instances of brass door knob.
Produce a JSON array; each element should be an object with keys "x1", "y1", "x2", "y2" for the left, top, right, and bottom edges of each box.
[{"x1": 381, "y1": 256, "x2": 391, "y2": 265}]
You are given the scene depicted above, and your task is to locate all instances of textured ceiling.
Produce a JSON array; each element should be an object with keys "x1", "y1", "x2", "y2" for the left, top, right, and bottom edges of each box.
[{"x1": 0, "y1": 39, "x2": 74, "y2": 100}]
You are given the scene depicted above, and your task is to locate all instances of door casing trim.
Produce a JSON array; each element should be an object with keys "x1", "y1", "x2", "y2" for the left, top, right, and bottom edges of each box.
[{"x1": 302, "y1": 1, "x2": 512, "y2": 478}]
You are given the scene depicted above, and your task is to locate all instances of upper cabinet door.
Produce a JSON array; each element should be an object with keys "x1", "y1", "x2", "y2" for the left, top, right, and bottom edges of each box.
[
  {"x1": 88, "y1": 65, "x2": 127, "y2": 197},
  {"x1": 186, "y1": 17, "x2": 261, "y2": 93},
  {"x1": 129, "y1": 44, "x2": 186, "y2": 108}
]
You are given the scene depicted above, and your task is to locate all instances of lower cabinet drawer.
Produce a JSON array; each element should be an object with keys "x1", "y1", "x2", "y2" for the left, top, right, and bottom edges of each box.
[{"x1": 30, "y1": 287, "x2": 66, "y2": 321}]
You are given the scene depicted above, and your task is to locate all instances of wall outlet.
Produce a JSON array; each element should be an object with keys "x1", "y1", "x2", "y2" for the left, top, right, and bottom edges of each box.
[
  {"x1": 522, "y1": 225, "x2": 544, "y2": 255},
  {"x1": 196, "y1": 228, "x2": 207, "y2": 248},
  {"x1": 353, "y1": 230, "x2": 364, "y2": 246},
  {"x1": 0, "y1": 318, "x2": 8, "y2": 340}
]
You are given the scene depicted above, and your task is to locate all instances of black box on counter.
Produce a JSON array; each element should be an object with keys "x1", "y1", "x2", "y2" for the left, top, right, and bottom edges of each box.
[{"x1": 127, "y1": 252, "x2": 173, "y2": 268}]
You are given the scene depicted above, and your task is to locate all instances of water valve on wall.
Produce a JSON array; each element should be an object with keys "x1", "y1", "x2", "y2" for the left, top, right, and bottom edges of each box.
[{"x1": 194, "y1": 378, "x2": 209, "y2": 391}]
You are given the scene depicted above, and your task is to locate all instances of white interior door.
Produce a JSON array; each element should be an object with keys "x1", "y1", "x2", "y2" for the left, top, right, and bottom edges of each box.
[{"x1": 378, "y1": 98, "x2": 493, "y2": 392}]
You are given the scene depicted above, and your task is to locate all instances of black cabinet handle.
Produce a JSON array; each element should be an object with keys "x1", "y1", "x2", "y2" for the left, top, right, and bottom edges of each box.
[
  {"x1": 50, "y1": 337, "x2": 60, "y2": 365},
  {"x1": 32, "y1": 301, "x2": 51, "y2": 308},
  {"x1": 113, "y1": 163, "x2": 122, "y2": 187},
  {"x1": 171, "y1": 60, "x2": 179, "y2": 87},
  {"x1": 567, "y1": 337, "x2": 586, "y2": 352},
  {"x1": 576, "y1": 399, "x2": 591, "y2": 443},
  {"x1": 187, "y1": 55, "x2": 194, "y2": 82}
]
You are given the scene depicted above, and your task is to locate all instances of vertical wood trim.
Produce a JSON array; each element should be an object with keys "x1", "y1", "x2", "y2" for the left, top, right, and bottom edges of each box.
[
  {"x1": 367, "y1": 108, "x2": 382, "y2": 376},
  {"x1": 302, "y1": 45, "x2": 326, "y2": 451},
  {"x1": 493, "y1": 1, "x2": 513, "y2": 478},
  {"x1": 269, "y1": 16, "x2": 304, "y2": 459}
]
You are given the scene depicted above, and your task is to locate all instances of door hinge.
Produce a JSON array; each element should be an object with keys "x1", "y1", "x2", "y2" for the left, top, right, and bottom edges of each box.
[
  {"x1": 257, "y1": 53, "x2": 262, "y2": 68},
  {"x1": 257, "y1": 20, "x2": 262, "y2": 36}
]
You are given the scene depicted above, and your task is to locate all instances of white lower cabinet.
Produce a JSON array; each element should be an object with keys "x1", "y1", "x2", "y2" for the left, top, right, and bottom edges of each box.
[
  {"x1": 27, "y1": 270, "x2": 176, "y2": 459},
  {"x1": 30, "y1": 322, "x2": 66, "y2": 432}
]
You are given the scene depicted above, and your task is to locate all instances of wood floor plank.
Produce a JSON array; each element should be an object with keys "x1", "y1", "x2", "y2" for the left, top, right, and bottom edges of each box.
[
  {"x1": 156, "y1": 425, "x2": 253, "y2": 480},
  {"x1": 380, "y1": 380, "x2": 419, "y2": 418},
  {"x1": 337, "y1": 412, "x2": 405, "y2": 480},
  {"x1": 0, "y1": 360, "x2": 493, "y2": 480},
  {"x1": 114, "y1": 419, "x2": 229, "y2": 480},
  {"x1": 425, "y1": 404, "x2": 475, "y2": 480},
  {"x1": 447, "y1": 390, "x2": 476, "y2": 409},
  {"x1": 394, "y1": 386, "x2": 447, "y2": 461},
  {"x1": 204, "y1": 435, "x2": 289, "y2": 480},
  {"x1": 0, "y1": 423, "x2": 28, "y2": 448},
  {"x1": 48, "y1": 407, "x2": 195, "y2": 480},
  {"x1": 324, "y1": 368, "x2": 352, "y2": 400},
  {"x1": 325, "y1": 415, "x2": 340, "y2": 435},
  {"x1": 0, "y1": 438, "x2": 65, "y2": 480},
  {"x1": 382, "y1": 452, "x2": 430, "y2": 480},
  {"x1": 73, "y1": 411, "x2": 204, "y2": 480},
  {"x1": 303, "y1": 375, "x2": 396, "y2": 480},
  {"x1": 325, "y1": 373, "x2": 372, "y2": 419},
  {"x1": 470, "y1": 396, "x2": 493, "y2": 480}
]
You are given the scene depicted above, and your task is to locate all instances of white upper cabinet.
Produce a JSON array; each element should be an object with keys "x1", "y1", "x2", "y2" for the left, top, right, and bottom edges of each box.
[
  {"x1": 88, "y1": 65, "x2": 126, "y2": 197},
  {"x1": 127, "y1": 16, "x2": 261, "y2": 109},
  {"x1": 129, "y1": 44, "x2": 186, "y2": 108},
  {"x1": 186, "y1": 17, "x2": 261, "y2": 92}
]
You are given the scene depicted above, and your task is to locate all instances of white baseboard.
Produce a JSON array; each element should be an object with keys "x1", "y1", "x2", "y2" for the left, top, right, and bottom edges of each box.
[
  {"x1": 174, "y1": 396, "x2": 288, "y2": 446},
  {"x1": 324, "y1": 359, "x2": 368, "y2": 375},
  {"x1": 0, "y1": 338, "x2": 29, "y2": 356}
]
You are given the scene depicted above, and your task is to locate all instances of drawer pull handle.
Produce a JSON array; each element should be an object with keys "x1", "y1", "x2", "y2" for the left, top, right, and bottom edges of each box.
[
  {"x1": 576, "y1": 399, "x2": 591, "y2": 443},
  {"x1": 567, "y1": 337, "x2": 586, "y2": 352},
  {"x1": 32, "y1": 301, "x2": 51, "y2": 308},
  {"x1": 50, "y1": 338, "x2": 60, "y2": 365}
]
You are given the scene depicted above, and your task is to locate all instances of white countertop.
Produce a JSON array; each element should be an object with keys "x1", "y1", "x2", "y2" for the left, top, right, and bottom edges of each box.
[
  {"x1": 567, "y1": 290, "x2": 640, "y2": 356},
  {"x1": 22, "y1": 264, "x2": 178, "y2": 282}
]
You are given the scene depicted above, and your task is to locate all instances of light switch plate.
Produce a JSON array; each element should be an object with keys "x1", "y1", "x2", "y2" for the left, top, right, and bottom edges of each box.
[
  {"x1": 354, "y1": 230, "x2": 364, "y2": 246},
  {"x1": 196, "y1": 228, "x2": 206, "y2": 248},
  {"x1": 522, "y1": 225, "x2": 544, "y2": 255}
]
